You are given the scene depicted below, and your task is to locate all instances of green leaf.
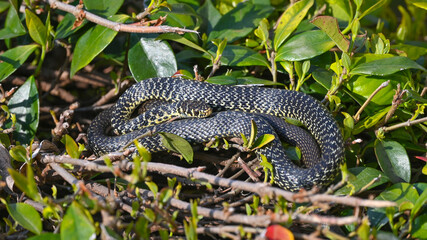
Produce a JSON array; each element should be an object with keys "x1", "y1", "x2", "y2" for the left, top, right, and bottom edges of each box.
[
  {"x1": 252, "y1": 134, "x2": 275, "y2": 149},
  {"x1": 8, "y1": 168, "x2": 41, "y2": 202},
  {"x1": 273, "y1": 0, "x2": 314, "y2": 50},
  {"x1": 83, "y1": 0, "x2": 124, "y2": 17},
  {"x1": 411, "y1": 0, "x2": 427, "y2": 10},
  {"x1": 346, "y1": 74, "x2": 401, "y2": 107},
  {"x1": 156, "y1": 3, "x2": 200, "y2": 32},
  {"x1": 6, "y1": 76, "x2": 39, "y2": 145},
  {"x1": 208, "y1": 2, "x2": 273, "y2": 43},
  {"x1": 128, "y1": 35, "x2": 177, "y2": 81},
  {"x1": 62, "y1": 134, "x2": 80, "y2": 159},
  {"x1": 335, "y1": 167, "x2": 390, "y2": 195},
  {"x1": 145, "y1": 181, "x2": 158, "y2": 196},
  {"x1": 9, "y1": 145, "x2": 28, "y2": 162},
  {"x1": 374, "y1": 140, "x2": 411, "y2": 183},
  {"x1": 276, "y1": 30, "x2": 335, "y2": 62},
  {"x1": 70, "y1": 14, "x2": 129, "y2": 78},
  {"x1": 326, "y1": 0, "x2": 352, "y2": 22},
  {"x1": 159, "y1": 132, "x2": 194, "y2": 164},
  {"x1": 27, "y1": 233, "x2": 60, "y2": 240},
  {"x1": 6, "y1": 203, "x2": 42, "y2": 234},
  {"x1": 25, "y1": 9, "x2": 47, "y2": 46},
  {"x1": 197, "y1": 0, "x2": 221, "y2": 34},
  {"x1": 157, "y1": 33, "x2": 208, "y2": 54},
  {"x1": 206, "y1": 45, "x2": 269, "y2": 67},
  {"x1": 0, "y1": 3, "x2": 26, "y2": 39},
  {"x1": 411, "y1": 187, "x2": 427, "y2": 221},
  {"x1": 0, "y1": 45, "x2": 38, "y2": 81},
  {"x1": 311, "y1": 16, "x2": 350, "y2": 53},
  {"x1": 60, "y1": 202, "x2": 96, "y2": 240},
  {"x1": 351, "y1": 56, "x2": 426, "y2": 75}
]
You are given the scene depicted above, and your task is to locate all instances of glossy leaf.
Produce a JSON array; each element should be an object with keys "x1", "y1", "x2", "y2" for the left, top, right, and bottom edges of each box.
[
  {"x1": 374, "y1": 140, "x2": 411, "y2": 183},
  {"x1": 208, "y1": 2, "x2": 273, "y2": 43},
  {"x1": 83, "y1": 0, "x2": 124, "y2": 17},
  {"x1": 197, "y1": 0, "x2": 221, "y2": 34},
  {"x1": 25, "y1": 9, "x2": 47, "y2": 46},
  {"x1": 311, "y1": 16, "x2": 350, "y2": 53},
  {"x1": 62, "y1": 134, "x2": 80, "y2": 159},
  {"x1": 60, "y1": 202, "x2": 96, "y2": 240},
  {"x1": 273, "y1": 0, "x2": 314, "y2": 50},
  {"x1": 70, "y1": 15, "x2": 129, "y2": 77},
  {"x1": 206, "y1": 45, "x2": 269, "y2": 67},
  {"x1": 0, "y1": 3, "x2": 26, "y2": 39},
  {"x1": 128, "y1": 35, "x2": 177, "y2": 81},
  {"x1": 6, "y1": 76, "x2": 39, "y2": 145},
  {"x1": 159, "y1": 132, "x2": 194, "y2": 164},
  {"x1": 335, "y1": 167, "x2": 390, "y2": 195},
  {"x1": 6, "y1": 203, "x2": 42, "y2": 234},
  {"x1": 0, "y1": 45, "x2": 38, "y2": 81},
  {"x1": 9, "y1": 145, "x2": 27, "y2": 162},
  {"x1": 346, "y1": 74, "x2": 401, "y2": 107},
  {"x1": 351, "y1": 56, "x2": 426, "y2": 75},
  {"x1": 252, "y1": 134, "x2": 275, "y2": 150},
  {"x1": 275, "y1": 30, "x2": 335, "y2": 61}
]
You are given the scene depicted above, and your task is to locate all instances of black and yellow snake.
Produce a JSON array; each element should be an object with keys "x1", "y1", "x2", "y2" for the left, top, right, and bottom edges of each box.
[{"x1": 87, "y1": 77, "x2": 344, "y2": 191}]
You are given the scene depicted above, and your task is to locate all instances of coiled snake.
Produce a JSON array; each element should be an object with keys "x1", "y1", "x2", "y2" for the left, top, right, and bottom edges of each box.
[{"x1": 87, "y1": 77, "x2": 344, "y2": 191}]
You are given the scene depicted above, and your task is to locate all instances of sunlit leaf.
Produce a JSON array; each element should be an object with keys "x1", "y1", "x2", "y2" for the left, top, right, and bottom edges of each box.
[
  {"x1": 208, "y1": 2, "x2": 273, "y2": 43},
  {"x1": 311, "y1": 16, "x2": 349, "y2": 53},
  {"x1": 159, "y1": 132, "x2": 193, "y2": 164},
  {"x1": 6, "y1": 202, "x2": 42, "y2": 234},
  {"x1": 6, "y1": 76, "x2": 39, "y2": 145},
  {"x1": 128, "y1": 35, "x2": 177, "y2": 81},
  {"x1": 70, "y1": 15, "x2": 129, "y2": 77},
  {"x1": 275, "y1": 30, "x2": 335, "y2": 62},
  {"x1": 351, "y1": 56, "x2": 426, "y2": 75},
  {"x1": 0, "y1": 45, "x2": 38, "y2": 81},
  {"x1": 60, "y1": 202, "x2": 96, "y2": 240},
  {"x1": 273, "y1": 0, "x2": 314, "y2": 50}
]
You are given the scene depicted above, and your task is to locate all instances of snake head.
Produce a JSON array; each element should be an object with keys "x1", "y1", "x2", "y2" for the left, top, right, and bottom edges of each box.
[{"x1": 178, "y1": 100, "x2": 213, "y2": 119}]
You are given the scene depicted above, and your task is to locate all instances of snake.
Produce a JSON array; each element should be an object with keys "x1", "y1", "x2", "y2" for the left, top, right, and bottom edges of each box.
[{"x1": 87, "y1": 77, "x2": 344, "y2": 191}]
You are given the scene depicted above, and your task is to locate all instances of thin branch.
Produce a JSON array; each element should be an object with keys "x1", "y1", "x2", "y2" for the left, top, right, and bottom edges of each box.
[
  {"x1": 44, "y1": 0, "x2": 198, "y2": 34},
  {"x1": 380, "y1": 116, "x2": 427, "y2": 132},
  {"x1": 40, "y1": 155, "x2": 397, "y2": 208},
  {"x1": 353, "y1": 80, "x2": 389, "y2": 122}
]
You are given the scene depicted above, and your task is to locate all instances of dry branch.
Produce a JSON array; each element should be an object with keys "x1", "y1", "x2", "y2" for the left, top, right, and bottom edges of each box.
[{"x1": 43, "y1": 0, "x2": 198, "y2": 34}]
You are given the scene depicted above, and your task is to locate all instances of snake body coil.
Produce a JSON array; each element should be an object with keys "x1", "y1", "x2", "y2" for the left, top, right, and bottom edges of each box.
[{"x1": 88, "y1": 77, "x2": 344, "y2": 191}]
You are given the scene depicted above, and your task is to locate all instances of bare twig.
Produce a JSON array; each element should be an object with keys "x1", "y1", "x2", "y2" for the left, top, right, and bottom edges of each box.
[
  {"x1": 39, "y1": 155, "x2": 397, "y2": 208},
  {"x1": 380, "y1": 116, "x2": 427, "y2": 132},
  {"x1": 44, "y1": 0, "x2": 198, "y2": 34},
  {"x1": 353, "y1": 80, "x2": 389, "y2": 122}
]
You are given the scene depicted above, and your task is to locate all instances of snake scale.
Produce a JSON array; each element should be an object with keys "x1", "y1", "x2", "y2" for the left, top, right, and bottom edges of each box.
[{"x1": 87, "y1": 77, "x2": 345, "y2": 191}]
